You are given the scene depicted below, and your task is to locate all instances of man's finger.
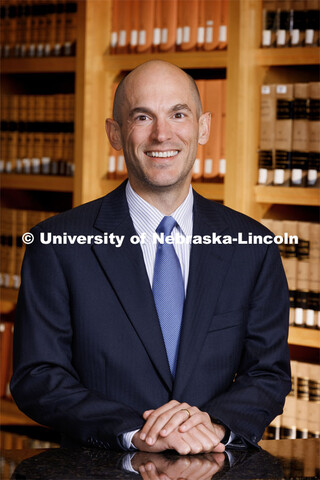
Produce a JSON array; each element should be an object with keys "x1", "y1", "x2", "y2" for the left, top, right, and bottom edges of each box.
[
  {"x1": 143, "y1": 404, "x2": 193, "y2": 445},
  {"x1": 143, "y1": 409, "x2": 154, "y2": 420},
  {"x1": 140, "y1": 401, "x2": 186, "y2": 442},
  {"x1": 167, "y1": 432, "x2": 192, "y2": 456},
  {"x1": 141, "y1": 405, "x2": 175, "y2": 439},
  {"x1": 178, "y1": 411, "x2": 212, "y2": 433},
  {"x1": 179, "y1": 429, "x2": 210, "y2": 455},
  {"x1": 143, "y1": 407, "x2": 186, "y2": 444},
  {"x1": 159, "y1": 407, "x2": 199, "y2": 437}
]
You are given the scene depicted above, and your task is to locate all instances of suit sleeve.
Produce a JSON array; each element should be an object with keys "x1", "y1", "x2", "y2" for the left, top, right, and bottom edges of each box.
[
  {"x1": 10, "y1": 225, "x2": 144, "y2": 450},
  {"x1": 202, "y1": 241, "x2": 291, "y2": 447}
]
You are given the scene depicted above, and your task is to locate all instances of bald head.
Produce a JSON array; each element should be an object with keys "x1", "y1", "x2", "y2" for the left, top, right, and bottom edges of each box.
[{"x1": 113, "y1": 60, "x2": 203, "y2": 125}]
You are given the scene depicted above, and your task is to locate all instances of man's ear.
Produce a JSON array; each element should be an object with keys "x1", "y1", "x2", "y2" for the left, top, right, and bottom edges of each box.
[
  {"x1": 105, "y1": 118, "x2": 123, "y2": 151},
  {"x1": 198, "y1": 112, "x2": 211, "y2": 145}
]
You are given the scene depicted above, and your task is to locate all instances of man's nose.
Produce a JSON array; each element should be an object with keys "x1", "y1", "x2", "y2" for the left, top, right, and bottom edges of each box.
[{"x1": 150, "y1": 118, "x2": 172, "y2": 142}]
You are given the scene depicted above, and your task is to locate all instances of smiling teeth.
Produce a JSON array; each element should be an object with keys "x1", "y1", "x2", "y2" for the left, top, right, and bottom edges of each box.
[{"x1": 147, "y1": 151, "x2": 179, "y2": 158}]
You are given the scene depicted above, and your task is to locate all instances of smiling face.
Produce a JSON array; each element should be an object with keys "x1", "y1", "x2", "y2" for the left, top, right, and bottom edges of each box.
[{"x1": 106, "y1": 61, "x2": 210, "y2": 199}]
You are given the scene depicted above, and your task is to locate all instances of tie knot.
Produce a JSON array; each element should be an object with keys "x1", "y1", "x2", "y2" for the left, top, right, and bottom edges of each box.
[{"x1": 156, "y1": 216, "x2": 177, "y2": 236}]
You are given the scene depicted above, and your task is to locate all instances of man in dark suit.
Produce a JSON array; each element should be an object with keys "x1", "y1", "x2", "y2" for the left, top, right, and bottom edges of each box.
[{"x1": 11, "y1": 60, "x2": 291, "y2": 455}]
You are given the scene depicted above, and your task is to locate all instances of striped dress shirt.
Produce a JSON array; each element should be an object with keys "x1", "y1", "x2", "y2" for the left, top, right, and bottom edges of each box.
[{"x1": 126, "y1": 181, "x2": 194, "y2": 292}]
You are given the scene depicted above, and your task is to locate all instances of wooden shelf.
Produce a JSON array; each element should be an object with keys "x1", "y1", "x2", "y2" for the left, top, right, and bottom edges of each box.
[
  {"x1": 1, "y1": 57, "x2": 76, "y2": 74},
  {"x1": 104, "y1": 51, "x2": 228, "y2": 71},
  {"x1": 101, "y1": 178, "x2": 126, "y2": 194},
  {"x1": 101, "y1": 179, "x2": 224, "y2": 201},
  {"x1": 192, "y1": 182, "x2": 224, "y2": 201},
  {"x1": 0, "y1": 398, "x2": 38, "y2": 426},
  {"x1": 254, "y1": 186, "x2": 320, "y2": 206},
  {"x1": 0, "y1": 288, "x2": 19, "y2": 304},
  {"x1": 288, "y1": 326, "x2": 320, "y2": 349},
  {"x1": 1, "y1": 174, "x2": 74, "y2": 192},
  {"x1": 254, "y1": 47, "x2": 320, "y2": 66}
]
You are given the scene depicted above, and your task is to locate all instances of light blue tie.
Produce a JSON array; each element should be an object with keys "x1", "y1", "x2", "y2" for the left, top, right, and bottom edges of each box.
[{"x1": 152, "y1": 216, "x2": 185, "y2": 376}]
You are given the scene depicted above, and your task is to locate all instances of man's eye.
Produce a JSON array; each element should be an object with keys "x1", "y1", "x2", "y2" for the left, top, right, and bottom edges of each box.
[
  {"x1": 136, "y1": 115, "x2": 148, "y2": 121},
  {"x1": 173, "y1": 112, "x2": 185, "y2": 119}
]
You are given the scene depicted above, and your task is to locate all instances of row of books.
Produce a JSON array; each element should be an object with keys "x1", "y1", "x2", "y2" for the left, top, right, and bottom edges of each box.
[
  {"x1": 262, "y1": 0, "x2": 320, "y2": 48},
  {"x1": 1, "y1": 93, "x2": 75, "y2": 123},
  {"x1": 0, "y1": 131, "x2": 74, "y2": 175},
  {"x1": 1, "y1": 93, "x2": 75, "y2": 176},
  {"x1": 264, "y1": 360, "x2": 320, "y2": 440},
  {"x1": 0, "y1": 0, "x2": 77, "y2": 58},
  {"x1": 0, "y1": 208, "x2": 57, "y2": 291},
  {"x1": 290, "y1": 360, "x2": 320, "y2": 403},
  {"x1": 261, "y1": 219, "x2": 320, "y2": 329},
  {"x1": 265, "y1": 398, "x2": 320, "y2": 439},
  {"x1": 110, "y1": 0, "x2": 228, "y2": 54},
  {"x1": 258, "y1": 82, "x2": 320, "y2": 188},
  {"x1": 107, "y1": 79, "x2": 227, "y2": 182}
]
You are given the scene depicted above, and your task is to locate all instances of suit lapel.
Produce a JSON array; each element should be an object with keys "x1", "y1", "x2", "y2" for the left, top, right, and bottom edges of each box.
[
  {"x1": 173, "y1": 193, "x2": 236, "y2": 398},
  {"x1": 92, "y1": 183, "x2": 173, "y2": 391}
]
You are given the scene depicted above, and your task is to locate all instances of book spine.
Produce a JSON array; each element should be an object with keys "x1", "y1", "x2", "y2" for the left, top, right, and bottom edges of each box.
[
  {"x1": 129, "y1": 0, "x2": 139, "y2": 53},
  {"x1": 192, "y1": 80, "x2": 205, "y2": 182},
  {"x1": 258, "y1": 84, "x2": 276, "y2": 185},
  {"x1": 218, "y1": 0, "x2": 228, "y2": 50},
  {"x1": 290, "y1": 0, "x2": 307, "y2": 47},
  {"x1": 305, "y1": 0, "x2": 320, "y2": 47},
  {"x1": 262, "y1": 0, "x2": 278, "y2": 47},
  {"x1": 180, "y1": 0, "x2": 199, "y2": 52},
  {"x1": 203, "y1": 79, "x2": 223, "y2": 182},
  {"x1": 110, "y1": 0, "x2": 118, "y2": 54},
  {"x1": 53, "y1": 0, "x2": 66, "y2": 56},
  {"x1": 276, "y1": 0, "x2": 292, "y2": 47},
  {"x1": 116, "y1": 0, "x2": 131, "y2": 54},
  {"x1": 203, "y1": 0, "x2": 221, "y2": 51},
  {"x1": 308, "y1": 82, "x2": 320, "y2": 187},
  {"x1": 152, "y1": 0, "x2": 161, "y2": 53},
  {"x1": 291, "y1": 83, "x2": 308, "y2": 187},
  {"x1": 136, "y1": 0, "x2": 155, "y2": 53},
  {"x1": 274, "y1": 84, "x2": 294, "y2": 186},
  {"x1": 159, "y1": 0, "x2": 178, "y2": 52},
  {"x1": 64, "y1": 1, "x2": 77, "y2": 56}
]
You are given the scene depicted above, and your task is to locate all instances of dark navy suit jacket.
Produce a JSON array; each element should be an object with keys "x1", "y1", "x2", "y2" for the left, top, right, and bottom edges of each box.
[{"x1": 11, "y1": 181, "x2": 291, "y2": 449}]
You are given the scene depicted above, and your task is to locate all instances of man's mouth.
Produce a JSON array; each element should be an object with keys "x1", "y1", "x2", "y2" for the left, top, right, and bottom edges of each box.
[{"x1": 145, "y1": 150, "x2": 179, "y2": 158}]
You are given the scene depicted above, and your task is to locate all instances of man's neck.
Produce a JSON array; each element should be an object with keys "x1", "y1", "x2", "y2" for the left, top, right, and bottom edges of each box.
[{"x1": 128, "y1": 180, "x2": 191, "y2": 215}]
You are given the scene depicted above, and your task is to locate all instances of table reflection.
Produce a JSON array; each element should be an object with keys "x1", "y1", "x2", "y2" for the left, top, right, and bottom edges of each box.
[{"x1": 9, "y1": 446, "x2": 285, "y2": 480}]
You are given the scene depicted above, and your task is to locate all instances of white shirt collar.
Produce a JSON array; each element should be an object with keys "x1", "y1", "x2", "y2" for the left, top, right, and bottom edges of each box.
[{"x1": 125, "y1": 181, "x2": 193, "y2": 237}]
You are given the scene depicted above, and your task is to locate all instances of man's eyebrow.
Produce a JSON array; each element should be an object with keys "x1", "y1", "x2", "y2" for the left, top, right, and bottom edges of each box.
[
  {"x1": 170, "y1": 104, "x2": 192, "y2": 113},
  {"x1": 128, "y1": 107, "x2": 153, "y2": 118}
]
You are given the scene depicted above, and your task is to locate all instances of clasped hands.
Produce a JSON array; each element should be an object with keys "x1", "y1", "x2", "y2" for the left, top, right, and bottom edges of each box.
[{"x1": 132, "y1": 400, "x2": 226, "y2": 455}]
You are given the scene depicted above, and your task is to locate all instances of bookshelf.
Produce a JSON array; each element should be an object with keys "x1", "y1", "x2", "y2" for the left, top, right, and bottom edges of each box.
[
  {"x1": 104, "y1": 51, "x2": 228, "y2": 70},
  {"x1": 1, "y1": 57, "x2": 76, "y2": 74},
  {"x1": 0, "y1": 288, "x2": 19, "y2": 304},
  {"x1": 0, "y1": 399, "x2": 37, "y2": 426},
  {"x1": 1, "y1": 0, "x2": 319, "y2": 428},
  {"x1": 254, "y1": 47, "x2": 320, "y2": 67},
  {"x1": 254, "y1": 186, "x2": 320, "y2": 207},
  {"x1": 1, "y1": 175, "x2": 74, "y2": 192},
  {"x1": 288, "y1": 327, "x2": 320, "y2": 349},
  {"x1": 0, "y1": 0, "x2": 85, "y2": 424}
]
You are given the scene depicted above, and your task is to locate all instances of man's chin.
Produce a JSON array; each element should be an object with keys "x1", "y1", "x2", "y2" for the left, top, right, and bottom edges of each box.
[{"x1": 143, "y1": 171, "x2": 192, "y2": 191}]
